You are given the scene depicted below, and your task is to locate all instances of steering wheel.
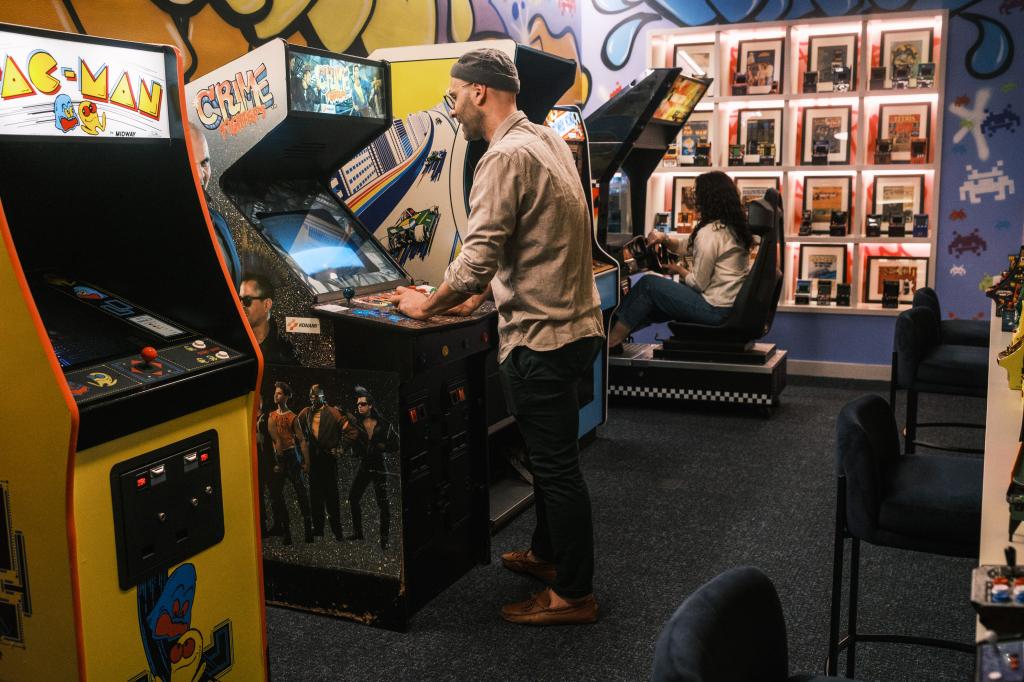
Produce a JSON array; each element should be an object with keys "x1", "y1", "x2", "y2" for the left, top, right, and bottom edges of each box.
[{"x1": 625, "y1": 236, "x2": 678, "y2": 275}]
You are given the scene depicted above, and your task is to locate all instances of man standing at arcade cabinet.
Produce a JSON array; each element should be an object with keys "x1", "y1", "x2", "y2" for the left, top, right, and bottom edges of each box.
[{"x1": 390, "y1": 49, "x2": 604, "y2": 625}]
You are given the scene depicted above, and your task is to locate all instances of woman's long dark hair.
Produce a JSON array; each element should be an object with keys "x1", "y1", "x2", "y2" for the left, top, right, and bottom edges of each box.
[{"x1": 688, "y1": 171, "x2": 753, "y2": 254}]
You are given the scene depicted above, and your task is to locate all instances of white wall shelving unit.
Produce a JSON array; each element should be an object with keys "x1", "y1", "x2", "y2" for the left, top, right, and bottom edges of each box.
[{"x1": 645, "y1": 10, "x2": 948, "y2": 315}]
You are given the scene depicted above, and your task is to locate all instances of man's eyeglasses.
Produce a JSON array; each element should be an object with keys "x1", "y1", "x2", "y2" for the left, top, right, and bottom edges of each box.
[
  {"x1": 356, "y1": 401, "x2": 370, "y2": 407},
  {"x1": 443, "y1": 82, "x2": 475, "y2": 109},
  {"x1": 240, "y1": 295, "x2": 269, "y2": 307}
]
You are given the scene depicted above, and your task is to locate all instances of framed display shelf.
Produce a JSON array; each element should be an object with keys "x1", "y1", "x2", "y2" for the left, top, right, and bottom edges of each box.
[
  {"x1": 788, "y1": 236, "x2": 858, "y2": 243},
  {"x1": 858, "y1": 236, "x2": 931, "y2": 244},
  {"x1": 654, "y1": 164, "x2": 934, "y2": 174},
  {"x1": 777, "y1": 303, "x2": 910, "y2": 315},
  {"x1": 707, "y1": 89, "x2": 940, "y2": 103},
  {"x1": 647, "y1": 9, "x2": 947, "y2": 314}
]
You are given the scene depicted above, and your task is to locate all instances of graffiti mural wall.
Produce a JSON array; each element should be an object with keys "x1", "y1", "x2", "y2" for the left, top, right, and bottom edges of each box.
[
  {"x1": 0, "y1": 1, "x2": 586, "y2": 103},
  {"x1": 582, "y1": 0, "x2": 1024, "y2": 336}
]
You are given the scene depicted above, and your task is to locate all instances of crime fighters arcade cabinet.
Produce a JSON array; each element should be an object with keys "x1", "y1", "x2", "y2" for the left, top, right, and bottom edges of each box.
[
  {"x1": 0, "y1": 24, "x2": 265, "y2": 680},
  {"x1": 189, "y1": 41, "x2": 494, "y2": 630}
]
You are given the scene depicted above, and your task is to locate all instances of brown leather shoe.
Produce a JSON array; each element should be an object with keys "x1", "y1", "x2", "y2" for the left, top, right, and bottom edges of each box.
[
  {"x1": 501, "y1": 549, "x2": 556, "y2": 584},
  {"x1": 501, "y1": 588, "x2": 598, "y2": 625}
]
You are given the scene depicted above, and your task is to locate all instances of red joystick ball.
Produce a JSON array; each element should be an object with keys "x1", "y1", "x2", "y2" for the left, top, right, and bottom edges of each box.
[{"x1": 141, "y1": 346, "x2": 158, "y2": 364}]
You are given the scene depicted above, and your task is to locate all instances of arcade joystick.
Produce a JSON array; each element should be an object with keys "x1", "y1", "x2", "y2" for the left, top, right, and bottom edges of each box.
[
  {"x1": 343, "y1": 287, "x2": 355, "y2": 304},
  {"x1": 140, "y1": 346, "x2": 158, "y2": 367}
]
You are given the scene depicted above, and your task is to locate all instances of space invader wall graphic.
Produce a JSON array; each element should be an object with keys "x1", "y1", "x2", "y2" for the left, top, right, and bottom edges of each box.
[
  {"x1": 937, "y1": 1, "x2": 1024, "y2": 320},
  {"x1": 937, "y1": 10, "x2": 1024, "y2": 319}
]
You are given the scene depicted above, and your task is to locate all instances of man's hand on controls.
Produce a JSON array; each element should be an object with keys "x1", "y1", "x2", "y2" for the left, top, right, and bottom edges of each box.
[
  {"x1": 390, "y1": 286, "x2": 432, "y2": 320},
  {"x1": 390, "y1": 282, "x2": 473, "y2": 319}
]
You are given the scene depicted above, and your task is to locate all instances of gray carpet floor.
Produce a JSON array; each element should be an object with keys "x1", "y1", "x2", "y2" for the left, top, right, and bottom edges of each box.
[{"x1": 267, "y1": 377, "x2": 986, "y2": 681}]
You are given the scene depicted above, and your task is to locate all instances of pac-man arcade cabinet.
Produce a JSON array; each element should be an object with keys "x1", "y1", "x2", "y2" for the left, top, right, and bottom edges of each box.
[
  {"x1": 190, "y1": 41, "x2": 495, "y2": 630},
  {"x1": 0, "y1": 24, "x2": 265, "y2": 680}
]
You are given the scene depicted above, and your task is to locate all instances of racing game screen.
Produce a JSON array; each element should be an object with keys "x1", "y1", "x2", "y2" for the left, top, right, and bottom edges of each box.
[{"x1": 651, "y1": 74, "x2": 709, "y2": 124}]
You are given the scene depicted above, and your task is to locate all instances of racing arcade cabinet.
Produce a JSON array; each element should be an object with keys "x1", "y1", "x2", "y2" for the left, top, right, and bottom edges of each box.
[
  {"x1": 0, "y1": 24, "x2": 265, "y2": 679},
  {"x1": 585, "y1": 69, "x2": 709, "y2": 288},
  {"x1": 189, "y1": 41, "x2": 494, "y2": 629},
  {"x1": 587, "y1": 69, "x2": 787, "y2": 409}
]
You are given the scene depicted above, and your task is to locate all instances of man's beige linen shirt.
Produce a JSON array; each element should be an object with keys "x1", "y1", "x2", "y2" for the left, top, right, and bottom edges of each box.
[{"x1": 444, "y1": 111, "x2": 604, "y2": 362}]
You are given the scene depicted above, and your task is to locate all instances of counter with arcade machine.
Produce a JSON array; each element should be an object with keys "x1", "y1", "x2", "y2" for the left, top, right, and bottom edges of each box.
[
  {"x1": 189, "y1": 40, "x2": 497, "y2": 630},
  {"x1": 0, "y1": 24, "x2": 265, "y2": 679},
  {"x1": 585, "y1": 69, "x2": 787, "y2": 410},
  {"x1": 330, "y1": 41, "x2": 609, "y2": 528}
]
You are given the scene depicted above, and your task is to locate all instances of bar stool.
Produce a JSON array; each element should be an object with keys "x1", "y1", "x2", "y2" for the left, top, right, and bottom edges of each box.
[
  {"x1": 912, "y1": 287, "x2": 988, "y2": 348},
  {"x1": 890, "y1": 305, "x2": 987, "y2": 454},
  {"x1": 827, "y1": 394, "x2": 981, "y2": 677},
  {"x1": 653, "y1": 566, "x2": 858, "y2": 681}
]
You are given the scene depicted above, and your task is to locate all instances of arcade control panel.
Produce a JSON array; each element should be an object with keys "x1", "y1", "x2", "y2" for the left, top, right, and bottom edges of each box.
[
  {"x1": 32, "y1": 275, "x2": 244, "y2": 404},
  {"x1": 313, "y1": 285, "x2": 496, "y2": 332},
  {"x1": 972, "y1": 548, "x2": 1024, "y2": 635}
]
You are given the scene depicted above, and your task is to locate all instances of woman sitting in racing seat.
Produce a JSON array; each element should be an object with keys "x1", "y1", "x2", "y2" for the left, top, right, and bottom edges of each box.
[{"x1": 607, "y1": 171, "x2": 753, "y2": 350}]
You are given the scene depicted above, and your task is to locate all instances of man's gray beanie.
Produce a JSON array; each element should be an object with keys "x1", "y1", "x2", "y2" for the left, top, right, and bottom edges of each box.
[{"x1": 450, "y1": 48, "x2": 520, "y2": 93}]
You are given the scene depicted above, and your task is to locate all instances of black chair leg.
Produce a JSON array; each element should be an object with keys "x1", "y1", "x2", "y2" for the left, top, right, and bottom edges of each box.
[
  {"x1": 889, "y1": 351, "x2": 898, "y2": 414},
  {"x1": 827, "y1": 480, "x2": 846, "y2": 676},
  {"x1": 905, "y1": 389, "x2": 918, "y2": 454},
  {"x1": 847, "y1": 537, "x2": 861, "y2": 678}
]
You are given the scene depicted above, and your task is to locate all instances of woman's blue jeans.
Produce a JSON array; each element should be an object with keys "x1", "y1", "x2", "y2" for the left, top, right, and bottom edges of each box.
[{"x1": 615, "y1": 274, "x2": 730, "y2": 330}]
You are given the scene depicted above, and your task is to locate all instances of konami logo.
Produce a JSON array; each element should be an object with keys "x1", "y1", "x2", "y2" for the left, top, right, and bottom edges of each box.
[{"x1": 285, "y1": 317, "x2": 321, "y2": 334}]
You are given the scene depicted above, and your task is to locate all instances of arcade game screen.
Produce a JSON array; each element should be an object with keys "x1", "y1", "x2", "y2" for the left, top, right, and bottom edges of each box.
[
  {"x1": 651, "y1": 75, "x2": 709, "y2": 124},
  {"x1": 288, "y1": 50, "x2": 386, "y2": 119},
  {"x1": 31, "y1": 278, "x2": 176, "y2": 370},
  {"x1": 242, "y1": 186, "x2": 405, "y2": 297},
  {"x1": 545, "y1": 109, "x2": 586, "y2": 142}
]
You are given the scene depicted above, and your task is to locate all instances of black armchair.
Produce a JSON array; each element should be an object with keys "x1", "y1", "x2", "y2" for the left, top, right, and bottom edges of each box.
[
  {"x1": 827, "y1": 395, "x2": 981, "y2": 677},
  {"x1": 890, "y1": 304, "x2": 987, "y2": 453},
  {"x1": 660, "y1": 189, "x2": 784, "y2": 354},
  {"x1": 653, "y1": 566, "x2": 857, "y2": 682},
  {"x1": 912, "y1": 286, "x2": 988, "y2": 348}
]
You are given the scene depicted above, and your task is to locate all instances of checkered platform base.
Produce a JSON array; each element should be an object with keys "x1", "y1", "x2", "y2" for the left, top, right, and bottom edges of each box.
[{"x1": 608, "y1": 384, "x2": 774, "y2": 405}]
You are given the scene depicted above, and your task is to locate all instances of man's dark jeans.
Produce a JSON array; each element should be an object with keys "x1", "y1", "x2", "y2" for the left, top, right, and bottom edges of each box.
[{"x1": 499, "y1": 335, "x2": 603, "y2": 599}]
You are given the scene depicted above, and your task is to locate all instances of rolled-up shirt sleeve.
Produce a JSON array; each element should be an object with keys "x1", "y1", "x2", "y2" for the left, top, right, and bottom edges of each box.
[
  {"x1": 665, "y1": 232, "x2": 689, "y2": 255},
  {"x1": 444, "y1": 151, "x2": 521, "y2": 295}
]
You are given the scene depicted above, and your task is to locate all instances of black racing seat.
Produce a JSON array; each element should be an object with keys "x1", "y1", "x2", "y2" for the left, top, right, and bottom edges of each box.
[{"x1": 657, "y1": 189, "x2": 784, "y2": 361}]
